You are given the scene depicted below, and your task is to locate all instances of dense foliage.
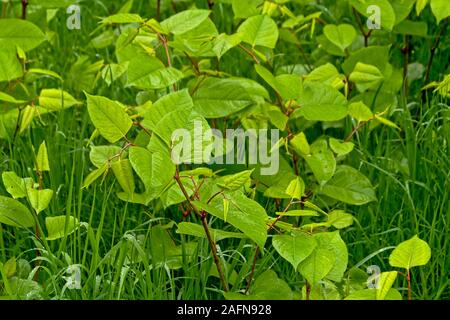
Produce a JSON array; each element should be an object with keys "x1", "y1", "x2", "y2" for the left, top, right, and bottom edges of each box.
[{"x1": 0, "y1": 0, "x2": 448, "y2": 300}]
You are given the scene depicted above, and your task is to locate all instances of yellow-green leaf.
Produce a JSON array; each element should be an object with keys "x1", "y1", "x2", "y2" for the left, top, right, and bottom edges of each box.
[{"x1": 389, "y1": 235, "x2": 431, "y2": 270}]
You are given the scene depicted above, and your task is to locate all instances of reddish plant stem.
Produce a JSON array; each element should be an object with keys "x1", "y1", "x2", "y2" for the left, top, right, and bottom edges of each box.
[
  {"x1": 156, "y1": 0, "x2": 161, "y2": 20},
  {"x1": 245, "y1": 246, "x2": 260, "y2": 293},
  {"x1": 157, "y1": 33, "x2": 172, "y2": 68},
  {"x1": 133, "y1": 121, "x2": 152, "y2": 137},
  {"x1": 32, "y1": 167, "x2": 45, "y2": 281},
  {"x1": 174, "y1": 168, "x2": 229, "y2": 292},
  {"x1": 402, "y1": 35, "x2": 410, "y2": 96},
  {"x1": 185, "y1": 53, "x2": 200, "y2": 75},
  {"x1": 21, "y1": 0, "x2": 28, "y2": 19},
  {"x1": 407, "y1": 270, "x2": 412, "y2": 301},
  {"x1": 344, "y1": 120, "x2": 368, "y2": 142},
  {"x1": 1, "y1": 1, "x2": 7, "y2": 18},
  {"x1": 286, "y1": 127, "x2": 299, "y2": 175},
  {"x1": 352, "y1": 8, "x2": 372, "y2": 47},
  {"x1": 156, "y1": 33, "x2": 178, "y2": 91},
  {"x1": 423, "y1": 17, "x2": 448, "y2": 96},
  {"x1": 238, "y1": 44, "x2": 260, "y2": 64},
  {"x1": 306, "y1": 281, "x2": 311, "y2": 300}
]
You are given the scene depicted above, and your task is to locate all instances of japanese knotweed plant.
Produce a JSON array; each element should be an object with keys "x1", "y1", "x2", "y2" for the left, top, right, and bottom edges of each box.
[{"x1": 0, "y1": 0, "x2": 445, "y2": 300}]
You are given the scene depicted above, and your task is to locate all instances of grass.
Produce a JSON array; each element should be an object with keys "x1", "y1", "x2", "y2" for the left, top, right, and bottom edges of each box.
[{"x1": 0, "y1": 0, "x2": 449, "y2": 300}]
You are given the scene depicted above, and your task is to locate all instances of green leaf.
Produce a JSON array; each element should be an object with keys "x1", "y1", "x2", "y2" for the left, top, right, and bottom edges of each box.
[
  {"x1": 376, "y1": 271, "x2": 398, "y2": 300},
  {"x1": 216, "y1": 170, "x2": 253, "y2": 191},
  {"x1": 129, "y1": 146, "x2": 175, "y2": 200},
  {"x1": 90, "y1": 145, "x2": 122, "y2": 168},
  {"x1": 430, "y1": 0, "x2": 450, "y2": 23},
  {"x1": 85, "y1": 93, "x2": 133, "y2": 143},
  {"x1": 171, "y1": 18, "x2": 218, "y2": 57},
  {"x1": 7, "y1": 277, "x2": 43, "y2": 300},
  {"x1": 101, "y1": 13, "x2": 144, "y2": 24},
  {"x1": 111, "y1": 159, "x2": 135, "y2": 195},
  {"x1": 323, "y1": 24, "x2": 356, "y2": 51},
  {"x1": 180, "y1": 167, "x2": 214, "y2": 178},
  {"x1": 304, "y1": 140, "x2": 336, "y2": 185},
  {"x1": 142, "y1": 89, "x2": 193, "y2": 131},
  {"x1": 350, "y1": 0, "x2": 396, "y2": 31},
  {"x1": 285, "y1": 177, "x2": 305, "y2": 199},
  {"x1": 28, "y1": 68, "x2": 62, "y2": 80},
  {"x1": 126, "y1": 54, "x2": 184, "y2": 90},
  {"x1": 0, "y1": 92, "x2": 26, "y2": 104},
  {"x1": 213, "y1": 33, "x2": 242, "y2": 59},
  {"x1": 2, "y1": 172, "x2": 32, "y2": 199},
  {"x1": 193, "y1": 77, "x2": 267, "y2": 118},
  {"x1": 342, "y1": 46, "x2": 390, "y2": 75},
  {"x1": 329, "y1": 138, "x2": 354, "y2": 157},
  {"x1": 232, "y1": 0, "x2": 261, "y2": 19},
  {"x1": 39, "y1": 89, "x2": 80, "y2": 111},
  {"x1": 305, "y1": 63, "x2": 345, "y2": 89},
  {"x1": 0, "y1": 50, "x2": 23, "y2": 82},
  {"x1": 161, "y1": 9, "x2": 210, "y2": 35},
  {"x1": 0, "y1": 196, "x2": 35, "y2": 228},
  {"x1": 142, "y1": 92, "x2": 212, "y2": 165},
  {"x1": 3, "y1": 257, "x2": 16, "y2": 278},
  {"x1": 290, "y1": 132, "x2": 310, "y2": 155},
  {"x1": 394, "y1": 20, "x2": 428, "y2": 37},
  {"x1": 82, "y1": 164, "x2": 108, "y2": 189},
  {"x1": 416, "y1": 0, "x2": 428, "y2": 15},
  {"x1": 224, "y1": 270, "x2": 294, "y2": 300},
  {"x1": 272, "y1": 232, "x2": 317, "y2": 269},
  {"x1": 160, "y1": 112, "x2": 211, "y2": 164},
  {"x1": 35, "y1": 141, "x2": 50, "y2": 172},
  {"x1": 0, "y1": 19, "x2": 46, "y2": 52},
  {"x1": 19, "y1": 106, "x2": 36, "y2": 134},
  {"x1": 320, "y1": 165, "x2": 377, "y2": 205},
  {"x1": 298, "y1": 248, "x2": 335, "y2": 284},
  {"x1": 194, "y1": 191, "x2": 268, "y2": 248},
  {"x1": 176, "y1": 222, "x2": 247, "y2": 242},
  {"x1": 391, "y1": 0, "x2": 416, "y2": 24},
  {"x1": 345, "y1": 288, "x2": 402, "y2": 300},
  {"x1": 313, "y1": 231, "x2": 348, "y2": 282},
  {"x1": 348, "y1": 101, "x2": 373, "y2": 122},
  {"x1": 294, "y1": 83, "x2": 348, "y2": 122},
  {"x1": 327, "y1": 210, "x2": 354, "y2": 229},
  {"x1": 128, "y1": 147, "x2": 153, "y2": 190},
  {"x1": 27, "y1": 188, "x2": 53, "y2": 214},
  {"x1": 375, "y1": 115, "x2": 401, "y2": 130},
  {"x1": 274, "y1": 74, "x2": 303, "y2": 100},
  {"x1": 349, "y1": 62, "x2": 384, "y2": 92},
  {"x1": 102, "y1": 63, "x2": 128, "y2": 86},
  {"x1": 316, "y1": 34, "x2": 346, "y2": 57},
  {"x1": 237, "y1": 15, "x2": 279, "y2": 48},
  {"x1": 45, "y1": 215, "x2": 79, "y2": 241},
  {"x1": 255, "y1": 65, "x2": 302, "y2": 100},
  {"x1": 389, "y1": 235, "x2": 431, "y2": 270},
  {"x1": 279, "y1": 210, "x2": 319, "y2": 217},
  {"x1": 223, "y1": 198, "x2": 229, "y2": 222}
]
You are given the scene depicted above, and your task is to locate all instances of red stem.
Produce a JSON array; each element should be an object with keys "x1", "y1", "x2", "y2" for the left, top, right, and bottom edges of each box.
[{"x1": 21, "y1": 0, "x2": 28, "y2": 19}]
